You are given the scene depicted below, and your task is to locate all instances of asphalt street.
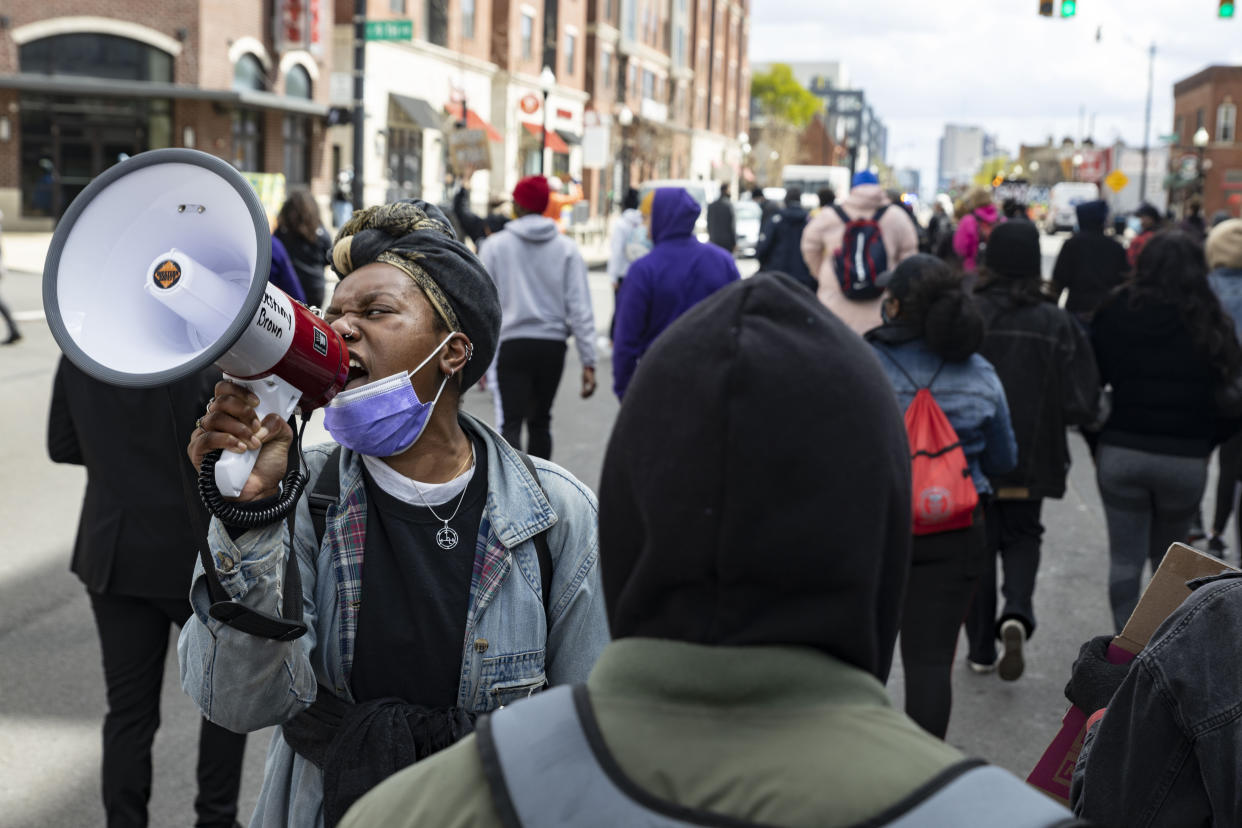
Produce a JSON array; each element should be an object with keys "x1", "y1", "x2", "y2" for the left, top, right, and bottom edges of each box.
[{"x1": 0, "y1": 234, "x2": 1193, "y2": 826}]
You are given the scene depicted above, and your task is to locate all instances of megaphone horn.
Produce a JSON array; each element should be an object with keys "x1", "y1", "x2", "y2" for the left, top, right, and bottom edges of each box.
[{"x1": 43, "y1": 148, "x2": 348, "y2": 497}]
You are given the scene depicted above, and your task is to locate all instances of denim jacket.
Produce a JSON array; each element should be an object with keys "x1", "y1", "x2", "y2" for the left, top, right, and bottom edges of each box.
[
  {"x1": 1072, "y1": 571, "x2": 1242, "y2": 827},
  {"x1": 1208, "y1": 267, "x2": 1242, "y2": 341},
  {"x1": 867, "y1": 327, "x2": 1018, "y2": 495},
  {"x1": 177, "y1": 413, "x2": 609, "y2": 828}
]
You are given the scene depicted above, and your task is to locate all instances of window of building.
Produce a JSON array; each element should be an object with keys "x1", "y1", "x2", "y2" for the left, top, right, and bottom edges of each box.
[
  {"x1": 232, "y1": 109, "x2": 265, "y2": 172},
  {"x1": 233, "y1": 54, "x2": 267, "y2": 91},
  {"x1": 601, "y1": 50, "x2": 612, "y2": 95},
  {"x1": 282, "y1": 115, "x2": 310, "y2": 184},
  {"x1": 19, "y1": 34, "x2": 173, "y2": 82},
  {"x1": 391, "y1": 0, "x2": 406, "y2": 11},
  {"x1": 285, "y1": 65, "x2": 311, "y2": 99},
  {"x1": 462, "y1": 0, "x2": 476, "y2": 39},
  {"x1": 1219, "y1": 102, "x2": 1237, "y2": 143},
  {"x1": 565, "y1": 32, "x2": 576, "y2": 75},
  {"x1": 521, "y1": 13, "x2": 534, "y2": 59},
  {"x1": 605, "y1": 0, "x2": 614, "y2": 25},
  {"x1": 1198, "y1": 108, "x2": 1206, "y2": 131},
  {"x1": 628, "y1": 62, "x2": 637, "y2": 97},
  {"x1": 642, "y1": 70, "x2": 655, "y2": 100},
  {"x1": 427, "y1": 0, "x2": 449, "y2": 46},
  {"x1": 1175, "y1": 115, "x2": 1184, "y2": 144},
  {"x1": 387, "y1": 127, "x2": 423, "y2": 200},
  {"x1": 623, "y1": 0, "x2": 637, "y2": 41}
]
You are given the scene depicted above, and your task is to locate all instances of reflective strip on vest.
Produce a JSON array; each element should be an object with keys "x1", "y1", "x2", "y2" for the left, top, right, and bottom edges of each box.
[{"x1": 477, "y1": 685, "x2": 1079, "y2": 828}]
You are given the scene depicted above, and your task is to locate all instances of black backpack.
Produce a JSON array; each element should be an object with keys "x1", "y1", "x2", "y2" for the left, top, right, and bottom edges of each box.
[
  {"x1": 832, "y1": 204, "x2": 891, "y2": 301},
  {"x1": 308, "y1": 447, "x2": 555, "y2": 626}
]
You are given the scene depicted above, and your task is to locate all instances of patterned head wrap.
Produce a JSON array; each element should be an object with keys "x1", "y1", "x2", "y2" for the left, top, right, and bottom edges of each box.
[{"x1": 330, "y1": 200, "x2": 500, "y2": 390}]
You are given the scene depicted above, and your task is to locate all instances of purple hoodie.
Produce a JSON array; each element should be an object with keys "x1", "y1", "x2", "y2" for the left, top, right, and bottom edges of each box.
[{"x1": 612, "y1": 188, "x2": 741, "y2": 397}]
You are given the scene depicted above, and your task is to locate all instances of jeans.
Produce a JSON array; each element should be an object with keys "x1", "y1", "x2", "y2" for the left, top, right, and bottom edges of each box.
[
  {"x1": 1096, "y1": 443, "x2": 1208, "y2": 632},
  {"x1": 966, "y1": 499, "x2": 1044, "y2": 664},
  {"x1": 900, "y1": 507, "x2": 987, "y2": 739},
  {"x1": 90, "y1": 591, "x2": 246, "y2": 828},
  {"x1": 497, "y1": 338, "x2": 567, "y2": 460}
]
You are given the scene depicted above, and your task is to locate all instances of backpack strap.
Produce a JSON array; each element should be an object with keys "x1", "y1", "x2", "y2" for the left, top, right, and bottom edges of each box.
[
  {"x1": 875, "y1": 345, "x2": 947, "y2": 393},
  {"x1": 876, "y1": 762, "x2": 1081, "y2": 827},
  {"x1": 309, "y1": 445, "x2": 343, "y2": 547},
  {"x1": 515, "y1": 450, "x2": 555, "y2": 631},
  {"x1": 831, "y1": 204, "x2": 851, "y2": 225},
  {"x1": 874, "y1": 204, "x2": 891, "y2": 221}
]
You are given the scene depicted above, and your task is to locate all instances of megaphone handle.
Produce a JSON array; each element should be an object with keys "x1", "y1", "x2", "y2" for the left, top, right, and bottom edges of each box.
[{"x1": 214, "y1": 374, "x2": 303, "y2": 498}]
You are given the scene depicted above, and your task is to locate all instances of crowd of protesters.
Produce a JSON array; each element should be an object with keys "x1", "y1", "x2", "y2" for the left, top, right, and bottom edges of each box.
[{"x1": 50, "y1": 163, "x2": 1242, "y2": 827}]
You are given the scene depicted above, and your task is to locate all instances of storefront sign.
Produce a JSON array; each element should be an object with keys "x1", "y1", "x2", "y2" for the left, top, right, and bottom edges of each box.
[
  {"x1": 366, "y1": 19, "x2": 414, "y2": 40},
  {"x1": 582, "y1": 125, "x2": 609, "y2": 169},
  {"x1": 520, "y1": 94, "x2": 541, "y2": 115},
  {"x1": 448, "y1": 129, "x2": 491, "y2": 172}
]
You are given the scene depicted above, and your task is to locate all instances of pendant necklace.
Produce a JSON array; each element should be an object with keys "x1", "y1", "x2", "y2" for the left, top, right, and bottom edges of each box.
[{"x1": 414, "y1": 446, "x2": 475, "y2": 550}]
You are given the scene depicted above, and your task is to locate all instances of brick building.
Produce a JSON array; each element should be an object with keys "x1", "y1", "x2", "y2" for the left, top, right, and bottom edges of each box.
[
  {"x1": 0, "y1": 0, "x2": 334, "y2": 230},
  {"x1": 1172, "y1": 65, "x2": 1242, "y2": 219}
]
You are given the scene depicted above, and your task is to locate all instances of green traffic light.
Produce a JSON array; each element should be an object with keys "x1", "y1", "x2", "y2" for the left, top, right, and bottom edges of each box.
[
  {"x1": 1061, "y1": 0, "x2": 1076, "y2": 16},
  {"x1": 1222, "y1": 2, "x2": 1236, "y2": 18}
]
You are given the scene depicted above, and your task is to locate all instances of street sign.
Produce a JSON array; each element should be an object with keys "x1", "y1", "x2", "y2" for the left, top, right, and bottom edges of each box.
[
  {"x1": 365, "y1": 19, "x2": 412, "y2": 40},
  {"x1": 519, "y1": 93, "x2": 541, "y2": 115},
  {"x1": 1104, "y1": 169, "x2": 1130, "y2": 192},
  {"x1": 1158, "y1": 133, "x2": 1181, "y2": 144},
  {"x1": 448, "y1": 129, "x2": 491, "y2": 172}
]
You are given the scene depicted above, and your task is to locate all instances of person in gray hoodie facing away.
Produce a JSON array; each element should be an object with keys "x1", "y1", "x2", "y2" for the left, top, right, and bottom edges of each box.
[
  {"x1": 1205, "y1": 218, "x2": 1242, "y2": 556},
  {"x1": 479, "y1": 175, "x2": 597, "y2": 459}
]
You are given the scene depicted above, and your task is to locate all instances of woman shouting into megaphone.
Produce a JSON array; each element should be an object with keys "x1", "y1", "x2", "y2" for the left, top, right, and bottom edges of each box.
[{"x1": 181, "y1": 200, "x2": 609, "y2": 828}]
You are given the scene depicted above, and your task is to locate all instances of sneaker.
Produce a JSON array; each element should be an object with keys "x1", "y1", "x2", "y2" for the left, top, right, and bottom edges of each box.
[
  {"x1": 1209, "y1": 534, "x2": 1227, "y2": 557},
  {"x1": 967, "y1": 659, "x2": 996, "y2": 674},
  {"x1": 998, "y1": 619, "x2": 1026, "y2": 682},
  {"x1": 2, "y1": 331, "x2": 19, "y2": 345}
]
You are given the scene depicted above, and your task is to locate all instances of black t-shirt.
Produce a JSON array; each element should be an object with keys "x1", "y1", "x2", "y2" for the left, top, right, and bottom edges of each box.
[{"x1": 350, "y1": 434, "x2": 488, "y2": 706}]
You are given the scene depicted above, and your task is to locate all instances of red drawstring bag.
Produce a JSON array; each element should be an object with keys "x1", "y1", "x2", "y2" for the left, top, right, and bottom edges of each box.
[{"x1": 905, "y1": 386, "x2": 978, "y2": 535}]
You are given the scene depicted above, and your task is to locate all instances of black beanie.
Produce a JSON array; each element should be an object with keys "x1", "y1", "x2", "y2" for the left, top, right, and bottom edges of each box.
[
  {"x1": 983, "y1": 220, "x2": 1042, "y2": 280},
  {"x1": 330, "y1": 200, "x2": 500, "y2": 390},
  {"x1": 598, "y1": 273, "x2": 913, "y2": 682}
]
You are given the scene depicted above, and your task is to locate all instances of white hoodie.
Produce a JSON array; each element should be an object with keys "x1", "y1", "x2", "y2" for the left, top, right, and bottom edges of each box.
[{"x1": 479, "y1": 214, "x2": 597, "y2": 367}]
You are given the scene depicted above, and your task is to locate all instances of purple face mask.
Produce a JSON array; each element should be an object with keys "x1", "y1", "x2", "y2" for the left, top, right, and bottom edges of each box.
[{"x1": 323, "y1": 334, "x2": 455, "y2": 457}]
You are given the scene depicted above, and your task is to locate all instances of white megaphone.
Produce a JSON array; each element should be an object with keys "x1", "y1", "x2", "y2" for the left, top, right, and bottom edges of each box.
[{"x1": 43, "y1": 148, "x2": 349, "y2": 497}]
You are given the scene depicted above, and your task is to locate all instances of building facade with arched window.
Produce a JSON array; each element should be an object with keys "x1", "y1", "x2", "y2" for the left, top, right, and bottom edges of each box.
[{"x1": 0, "y1": 2, "x2": 333, "y2": 230}]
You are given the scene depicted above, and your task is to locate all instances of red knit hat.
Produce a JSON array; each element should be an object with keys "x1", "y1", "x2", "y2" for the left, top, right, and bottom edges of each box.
[{"x1": 513, "y1": 175, "x2": 551, "y2": 214}]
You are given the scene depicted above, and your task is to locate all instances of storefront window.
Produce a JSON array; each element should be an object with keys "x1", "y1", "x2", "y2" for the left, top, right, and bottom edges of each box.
[
  {"x1": 387, "y1": 128, "x2": 423, "y2": 200},
  {"x1": 283, "y1": 116, "x2": 310, "y2": 184},
  {"x1": 286, "y1": 66, "x2": 312, "y2": 99},
  {"x1": 232, "y1": 110, "x2": 265, "y2": 171},
  {"x1": 233, "y1": 55, "x2": 267, "y2": 92},
  {"x1": 20, "y1": 34, "x2": 173, "y2": 82}
]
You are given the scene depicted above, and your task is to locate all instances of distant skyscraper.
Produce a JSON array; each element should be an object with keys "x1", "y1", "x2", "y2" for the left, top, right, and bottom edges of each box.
[{"x1": 938, "y1": 124, "x2": 986, "y2": 192}]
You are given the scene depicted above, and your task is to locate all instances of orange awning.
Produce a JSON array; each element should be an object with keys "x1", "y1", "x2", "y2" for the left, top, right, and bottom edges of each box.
[
  {"x1": 522, "y1": 121, "x2": 570, "y2": 154},
  {"x1": 445, "y1": 103, "x2": 502, "y2": 142}
]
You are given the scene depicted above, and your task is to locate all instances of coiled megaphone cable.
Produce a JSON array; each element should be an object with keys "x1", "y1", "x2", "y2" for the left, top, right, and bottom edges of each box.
[{"x1": 197, "y1": 417, "x2": 309, "y2": 529}]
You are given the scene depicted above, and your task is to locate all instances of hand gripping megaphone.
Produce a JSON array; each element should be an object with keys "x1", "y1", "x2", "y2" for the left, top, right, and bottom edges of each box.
[{"x1": 43, "y1": 149, "x2": 348, "y2": 498}]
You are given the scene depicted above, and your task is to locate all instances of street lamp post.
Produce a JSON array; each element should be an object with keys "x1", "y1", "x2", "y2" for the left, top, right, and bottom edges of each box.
[
  {"x1": 618, "y1": 105, "x2": 634, "y2": 197},
  {"x1": 1194, "y1": 126, "x2": 1210, "y2": 203},
  {"x1": 539, "y1": 66, "x2": 556, "y2": 176},
  {"x1": 1072, "y1": 153, "x2": 1084, "y2": 182}
]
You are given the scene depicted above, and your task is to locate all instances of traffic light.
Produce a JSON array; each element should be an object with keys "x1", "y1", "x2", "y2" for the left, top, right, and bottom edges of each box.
[
  {"x1": 1061, "y1": 0, "x2": 1077, "y2": 16},
  {"x1": 1221, "y1": 0, "x2": 1236, "y2": 18},
  {"x1": 1039, "y1": 0, "x2": 1053, "y2": 15}
]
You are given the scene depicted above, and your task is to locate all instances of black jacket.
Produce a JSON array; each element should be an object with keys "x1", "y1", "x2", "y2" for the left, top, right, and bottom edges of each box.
[
  {"x1": 48, "y1": 357, "x2": 219, "y2": 599},
  {"x1": 706, "y1": 197, "x2": 736, "y2": 251},
  {"x1": 756, "y1": 206, "x2": 814, "y2": 290},
  {"x1": 1092, "y1": 290, "x2": 1229, "y2": 457},
  {"x1": 274, "y1": 226, "x2": 331, "y2": 309},
  {"x1": 1050, "y1": 231, "x2": 1129, "y2": 319},
  {"x1": 975, "y1": 282, "x2": 1100, "y2": 499}
]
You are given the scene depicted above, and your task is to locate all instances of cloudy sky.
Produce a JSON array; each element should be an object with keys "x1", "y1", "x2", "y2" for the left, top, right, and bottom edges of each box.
[{"x1": 750, "y1": 0, "x2": 1242, "y2": 194}]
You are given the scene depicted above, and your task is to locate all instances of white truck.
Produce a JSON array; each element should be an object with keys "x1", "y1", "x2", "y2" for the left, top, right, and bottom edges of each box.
[
  {"x1": 1046, "y1": 182, "x2": 1100, "y2": 234},
  {"x1": 781, "y1": 166, "x2": 852, "y2": 209}
]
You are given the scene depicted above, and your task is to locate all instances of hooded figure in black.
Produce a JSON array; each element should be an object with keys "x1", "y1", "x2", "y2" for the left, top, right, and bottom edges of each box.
[
  {"x1": 1050, "y1": 199, "x2": 1129, "y2": 321},
  {"x1": 600, "y1": 271, "x2": 912, "y2": 679}
]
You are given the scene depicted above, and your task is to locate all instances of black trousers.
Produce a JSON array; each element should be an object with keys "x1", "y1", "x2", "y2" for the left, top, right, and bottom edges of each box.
[
  {"x1": 965, "y1": 499, "x2": 1045, "y2": 664},
  {"x1": 89, "y1": 591, "x2": 246, "y2": 828},
  {"x1": 497, "y1": 338, "x2": 567, "y2": 460},
  {"x1": 900, "y1": 508, "x2": 987, "y2": 739},
  {"x1": 1212, "y1": 430, "x2": 1242, "y2": 545}
]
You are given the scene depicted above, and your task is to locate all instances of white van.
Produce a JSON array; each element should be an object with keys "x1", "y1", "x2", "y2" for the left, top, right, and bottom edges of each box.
[
  {"x1": 639, "y1": 179, "x2": 722, "y2": 242},
  {"x1": 1047, "y1": 182, "x2": 1100, "y2": 234}
]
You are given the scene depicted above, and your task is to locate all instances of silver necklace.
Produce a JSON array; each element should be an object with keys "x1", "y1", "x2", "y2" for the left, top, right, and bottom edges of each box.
[{"x1": 413, "y1": 448, "x2": 474, "y2": 550}]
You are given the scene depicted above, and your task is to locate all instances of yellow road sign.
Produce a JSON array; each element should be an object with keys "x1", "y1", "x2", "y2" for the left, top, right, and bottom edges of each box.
[{"x1": 1105, "y1": 169, "x2": 1130, "y2": 193}]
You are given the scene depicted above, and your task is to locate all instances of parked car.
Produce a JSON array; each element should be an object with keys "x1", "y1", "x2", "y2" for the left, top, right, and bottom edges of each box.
[
  {"x1": 734, "y1": 200, "x2": 762, "y2": 257},
  {"x1": 638, "y1": 179, "x2": 722, "y2": 243}
]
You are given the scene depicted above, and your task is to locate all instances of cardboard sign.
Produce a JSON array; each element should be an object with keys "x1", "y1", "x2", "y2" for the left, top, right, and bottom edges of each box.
[
  {"x1": 1027, "y1": 543, "x2": 1237, "y2": 805},
  {"x1": 448, "y1": 129, "x2": 491, "y2": 173}
]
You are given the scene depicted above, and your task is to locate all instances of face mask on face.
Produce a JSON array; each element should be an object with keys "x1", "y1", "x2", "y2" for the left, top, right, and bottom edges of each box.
[{"x1": 323, "y1": 333, "x2": 457, "y2": 457}]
